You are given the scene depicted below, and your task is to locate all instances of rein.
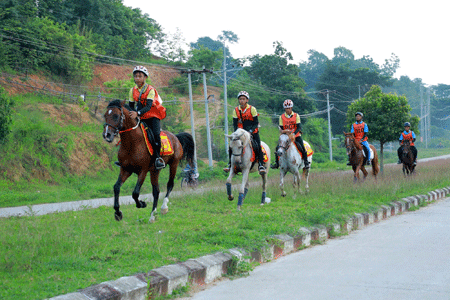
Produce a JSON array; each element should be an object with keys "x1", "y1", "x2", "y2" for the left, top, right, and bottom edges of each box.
[{"x1": 104, "y1": 105, "x2": 140, "y2": 137}]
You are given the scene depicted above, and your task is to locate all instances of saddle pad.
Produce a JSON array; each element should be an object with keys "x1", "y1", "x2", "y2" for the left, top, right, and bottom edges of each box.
[
  {"x1": 141, "y1": 123, "x2": 174, "y2": 156},
  {"x1": 294, "y1": 141, "x2": 314, "y2": 159},
  {"x1": 249, "y1": 144, "x2": 269, "y2": 163},
  {"x1": 362, "y1": 146, "x2": 374, "y2": 160}
]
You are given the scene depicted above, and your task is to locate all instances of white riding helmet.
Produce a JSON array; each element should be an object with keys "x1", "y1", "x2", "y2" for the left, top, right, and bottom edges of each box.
[
  {"x1": 133, "y1": 65, "x2": 149, "y2": 77},
  {"x1": 237, "y1": 91, "x2": 249, "y2": 99},
  {"x1": 283, "y1": 99, "x2": 293, "y2": 109}
]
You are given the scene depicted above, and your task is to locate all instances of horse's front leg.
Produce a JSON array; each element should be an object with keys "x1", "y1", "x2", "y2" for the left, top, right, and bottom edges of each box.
[
  {"x1": 293, "y1": 168, "x2": 302, "y2": 194},
  {"x1": 279, "y1": 169, "x2": 287, "y2": 197},
  {"x1": 361, "y1": 165, "x2": 368, "y2": 180},
  {"x1": 226, "y1": 168, "x2": 236, "y2": 201},
  {"x1": 149, "y1": 170, "x2": 161, "y2": 223},
  {"x1": 237, "y1": 169, "x2": 250, "y2": 210},
  {"x1": 353, "y1": 165, "x2": 360, "y2": 183},
  {"x1": 113, "y1": 169, "x2": 132, "y2": 221},
  {"x1": 132, "y1": 170, "x2": 148, "y2": 209}
]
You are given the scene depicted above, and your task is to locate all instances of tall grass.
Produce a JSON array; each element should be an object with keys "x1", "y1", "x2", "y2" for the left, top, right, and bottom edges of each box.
[{"x1": 1, "y1": 159, "x2": 449, "y2": 299}]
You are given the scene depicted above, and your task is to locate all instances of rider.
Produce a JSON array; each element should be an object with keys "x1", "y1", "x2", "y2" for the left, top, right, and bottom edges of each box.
[
  {"x1": 270, "y1": 99, "x2": 310, "y2": 169},
  {"x1": 347, "y1": 112, "x2": 371, "y2": 166},
  {"x1": 223, "y1": 91, "x2": 266, "y2": 174},
  {"x1": 397, "y1": 122, "x2": 418, "y2": 165},
  {"x1": 128, "y1": 65, "x2": 166, "y2": 170}
]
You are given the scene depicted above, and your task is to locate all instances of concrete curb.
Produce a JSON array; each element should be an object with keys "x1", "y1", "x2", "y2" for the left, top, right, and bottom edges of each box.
[{"x1": 48, "y1": 186, "x2": 450, "y2": 300}]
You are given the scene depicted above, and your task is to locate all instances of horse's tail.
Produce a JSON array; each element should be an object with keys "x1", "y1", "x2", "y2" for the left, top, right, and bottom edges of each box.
[{"x1": 176, "y1": 132, "x2": 195, "y2": 166}]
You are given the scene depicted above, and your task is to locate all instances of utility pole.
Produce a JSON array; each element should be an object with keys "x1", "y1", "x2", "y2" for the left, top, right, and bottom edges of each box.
[
  {"x1": 426, "y1": 87, "x2": 431, "y2": 149},
  {"x1": 420, "y1": 85, "x2": 423, "y2": 143},
  {"x1": 223, "y1": 40, "x2": 229, "y2": 152},
  {"x1": 321, "y1": 89, "x2": 334, "y2": 161},
  {"x1": 181, "y1": 70, "x2": 198, "y2": 168},
  {"x1": 202, "y1": 66, "x2": 214, "y2": 167}
]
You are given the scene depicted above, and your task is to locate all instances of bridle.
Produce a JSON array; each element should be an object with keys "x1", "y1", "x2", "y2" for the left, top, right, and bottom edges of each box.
[
  {"x1": 345, "y1": 135, "x2": 357, "y2": 155},
  {"x1": 103, "y1": 105, "x2": 140, "y2": 138},
  {"x1": 278, "y1": 135, "x2": 291, "y2": 155},
  {"x1": 231, "y1": 137, "x2": 244, "y2": 157}
]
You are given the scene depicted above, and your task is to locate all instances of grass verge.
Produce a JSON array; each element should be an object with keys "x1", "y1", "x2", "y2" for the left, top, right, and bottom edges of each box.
[{"x1": 1, "y1": 159, "x2": 449, "y2": 299}]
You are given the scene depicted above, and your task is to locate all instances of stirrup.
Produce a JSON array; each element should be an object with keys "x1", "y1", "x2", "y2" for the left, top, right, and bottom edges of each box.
[
  {"x1": 114, "y1": 161, "x2": 121, "y2": 167},
  {"x1": 258, "y1": 165, "x2": 266, "y2": 174},
  {"x1": 346, "y1": 162, "x2": 352, "y2": 166},
  {"x1": 155, "y1": 157, "x2": 165, "y2": 170}
]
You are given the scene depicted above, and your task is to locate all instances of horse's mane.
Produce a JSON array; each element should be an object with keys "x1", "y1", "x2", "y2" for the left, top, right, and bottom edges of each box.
[
  {"x1": 344, "y1": 132, "x2": 363, "y2": 150},
  {"x1": 233, "y1": 128, "x2": 250, "y2": 146},
  {"x1": 107, "y1": 100, "x2": 132, "y2": 112}
]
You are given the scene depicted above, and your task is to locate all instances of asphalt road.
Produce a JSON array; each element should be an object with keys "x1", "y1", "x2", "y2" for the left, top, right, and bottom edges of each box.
[{"x1": 189, "y1": 196, "x2": 450, "y2": 300}]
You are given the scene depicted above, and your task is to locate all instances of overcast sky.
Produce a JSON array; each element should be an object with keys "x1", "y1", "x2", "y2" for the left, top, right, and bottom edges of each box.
[{"x1": 123, "y1": 0, "x2": 447, "y2": 86}]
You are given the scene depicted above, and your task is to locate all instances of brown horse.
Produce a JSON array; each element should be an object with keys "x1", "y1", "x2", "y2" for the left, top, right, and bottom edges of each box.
[
  {"x1": 103, "y1": 100, "x2": 195, "y2": 222},
  {"x1": 344, "y1": 132, "x2": 379, "y2": 182},
  {"x1": 400, "y1": 140, "x2": 415, "y2": 176}
]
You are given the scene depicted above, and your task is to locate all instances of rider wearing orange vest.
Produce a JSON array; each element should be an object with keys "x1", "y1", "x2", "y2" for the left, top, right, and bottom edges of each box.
[
  {"x1": 397, "y1": 122, "x2": 417, "y2": 165},
  {"x1": 270, "y1": 99, "x2": 310, "y2": 169},
  {"x1": 128, "y1": 65, "x2": 166, "y2": 170},
  {"x1": 223, "y1": 91, "x2": 266, "y2": 174},
  {"x1": 348, "y1": 112, "x2": 371, "y2": 166}
]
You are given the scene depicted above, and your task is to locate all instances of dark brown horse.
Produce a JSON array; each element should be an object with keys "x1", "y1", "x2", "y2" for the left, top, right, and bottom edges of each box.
[
  {"x1": 400, "y1": 140, "x2": 415, "y2": 176},
  {"x1": 103, "y1": 100, "x2": 195, "y2": 222},
  {"x1": 344, "y1": 132, "x2": 379, "y2": 182}
]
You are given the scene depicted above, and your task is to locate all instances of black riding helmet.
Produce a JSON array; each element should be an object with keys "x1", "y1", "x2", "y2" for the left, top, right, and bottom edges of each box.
[{"x1": 404, "y1": 122, "x2": 411, "y2": 127}]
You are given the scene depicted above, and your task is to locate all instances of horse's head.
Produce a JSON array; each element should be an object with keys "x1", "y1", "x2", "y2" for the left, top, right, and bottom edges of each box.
[
  {"x1": 225, "y1": 128, "x2": 250, "y2": 164},
  {"x1": 343, "y1": 131, "x2": 359, "y2": 156},
  {"x1": 402, "y1": 139, "x2": 411, "y2": 155},
  {"x1": 277, "y1": 134, "x2": 291, "y2": 157},
  {"x1": 103, "y1": 100, "x2": 127, "y2": 143}
]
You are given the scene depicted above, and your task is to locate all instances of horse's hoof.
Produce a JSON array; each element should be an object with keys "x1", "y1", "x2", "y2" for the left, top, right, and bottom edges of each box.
[
  {"x1": 136, "y1": 201, "x2": 146, "y2": 208},
  {"x1": 281, "y1": 192, "x2": 286, "y2": 197},
  {"x1": 161, "y1": 208, "x2": 168, "y2": 215},
  {"x1": 236, "y1": 205, "x2": 241, "y2": 211},
  {"x1": 114, "y1": 211, "x2": 123, "y2": 221},
  {"x1": 228, "y1": 195, "x2": 234, "y2": 201},
  {"x1": 149, "y1": 216, "x2": 156, "y2": 223}
]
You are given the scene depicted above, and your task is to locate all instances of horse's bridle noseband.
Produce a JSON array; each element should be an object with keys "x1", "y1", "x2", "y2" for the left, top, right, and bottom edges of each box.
[
  {"x1": 231, "y1": 138, "x2": 244, "y2": 157},
  {"x1": 104, "y1": 106, "x2": 140, "y2": 137}
]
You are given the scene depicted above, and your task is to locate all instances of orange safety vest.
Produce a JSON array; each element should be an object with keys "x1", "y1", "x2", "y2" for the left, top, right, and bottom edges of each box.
[
  {"x1": 235, "y1": 105, "x2": 258, "y2": 134},
  {"x1": 352, "y1": 122, "x2": 367, "y2": 142},
  {"x1": 401, "y1": 131, "x2": 415, "y2": 146},
  {"x1": 132, "y1": 84, "x2": 166, "y2": 120},
  {"x1": 281, "y1": 113, "x2": 300, "y2": 137}
]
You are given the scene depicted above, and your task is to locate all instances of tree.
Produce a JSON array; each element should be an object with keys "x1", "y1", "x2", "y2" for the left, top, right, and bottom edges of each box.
[
  {"x1": 0, "y1": 87, "x2": 13, "y2": 144},
  {"x1": 155, "y1": 27, "x2": 188, "y2": 64},
  {"x1": 346, "y1": 85, "x2": 419, "y2": 173},
  {"x1": 245, "y1": 41, "x2": 314, "y2": 114}
]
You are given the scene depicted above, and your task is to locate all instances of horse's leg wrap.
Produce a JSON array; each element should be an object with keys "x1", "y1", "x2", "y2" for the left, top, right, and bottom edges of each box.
[
  {"x1": 238, "y1": 193, "x2": 245, "y2": 206},
  {"x1": 261, "y1": 191, "x2": 266, "y2": 204},
  {"x1": 226, "y1": 183, "x2": 232, "y2": 196}
]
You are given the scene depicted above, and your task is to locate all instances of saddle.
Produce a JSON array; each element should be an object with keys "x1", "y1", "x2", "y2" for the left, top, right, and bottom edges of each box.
[
  {"x1": 141, "y1": 124, "x2": 174, "y2": 156},
  {"x1": 249, "y1": 140, "x2": 269, "y2": 163},
  {"x1": 293, "y1": 140, "x2": 314, "y2": 159}
]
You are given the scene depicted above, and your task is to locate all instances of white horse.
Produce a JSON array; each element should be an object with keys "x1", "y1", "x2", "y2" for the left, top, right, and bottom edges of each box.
[
  {"x1": 225, "y1": 128, "x2": 270, "y2": 211},
  {"x1": 277, "y1": 133, "x2": 312, "y2": 196}
]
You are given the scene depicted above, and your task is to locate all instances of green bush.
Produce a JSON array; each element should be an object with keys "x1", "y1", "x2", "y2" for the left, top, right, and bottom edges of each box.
[{"x1": 0, "y1": 88, "x2": 13, "y2": 144}]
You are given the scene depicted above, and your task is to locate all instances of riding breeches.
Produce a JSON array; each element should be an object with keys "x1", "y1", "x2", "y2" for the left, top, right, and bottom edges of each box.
[
  {"x1": 397, "y1": 146, "x2": 417, "y2": 160},
  {"x1": 142, "y1": 117, "x2": 161, "y2": 157}
]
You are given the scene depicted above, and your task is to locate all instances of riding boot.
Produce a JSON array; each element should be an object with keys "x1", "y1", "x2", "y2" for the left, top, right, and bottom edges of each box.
[
  {"x1": 301, "y1": 146, "x2": 310, "y2": 169},
  {"x1": 154, "y1": 143, "x2": 165, "y2": 170},
  {"x1": 223, "y1": 148, "x2": 232, "y2": 172},
  {"x1": 270, "y1": 154, "x2": 279, "y2": 169},
  {"x1": 258, "y1": 148, "x2": 266, "y2": 175}
]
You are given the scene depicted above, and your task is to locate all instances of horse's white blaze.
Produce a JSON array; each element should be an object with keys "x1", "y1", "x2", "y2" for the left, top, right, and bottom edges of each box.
[{"x1": 108, "y1": 109, "x2": 112, "y2": 115}]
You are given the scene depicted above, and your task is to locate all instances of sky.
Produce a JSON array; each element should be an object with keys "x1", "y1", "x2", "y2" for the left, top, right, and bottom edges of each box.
[{"x1": 123, "y1": 0, "x2": 447, "y2": 86}]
